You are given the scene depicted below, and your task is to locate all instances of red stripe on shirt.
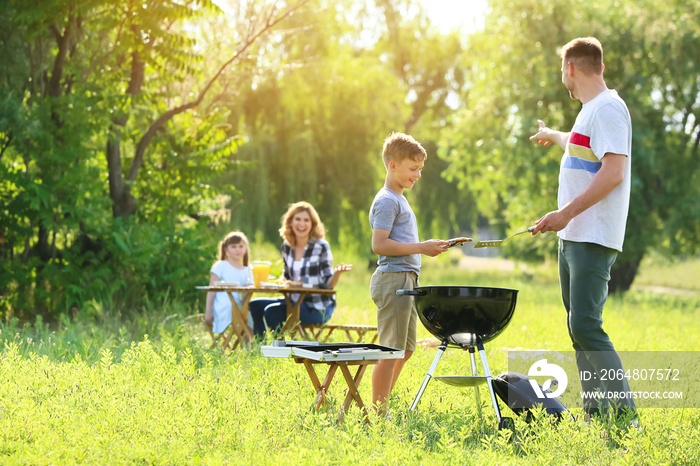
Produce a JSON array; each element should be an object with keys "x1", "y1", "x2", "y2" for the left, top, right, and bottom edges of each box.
[{"x1": 569, "y1": 132, "x2": 591, "y2": 148}]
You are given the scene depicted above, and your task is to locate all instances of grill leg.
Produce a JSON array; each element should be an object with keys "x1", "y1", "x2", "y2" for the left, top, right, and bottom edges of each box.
[
  {"x1": 469, "y1": 346, "x2": 483, "y2": 418},
  {"x1": 410, "y1": 340, "x2": 447, "y2": 411},
  {"x1": 477, "y1": 341, "x2": 503, "y2": 422}
]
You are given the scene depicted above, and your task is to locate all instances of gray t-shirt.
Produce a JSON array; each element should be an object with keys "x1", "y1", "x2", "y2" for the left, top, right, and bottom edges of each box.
[{"x1": 369, "y1": 187, "x2": 421, "y2": 275}]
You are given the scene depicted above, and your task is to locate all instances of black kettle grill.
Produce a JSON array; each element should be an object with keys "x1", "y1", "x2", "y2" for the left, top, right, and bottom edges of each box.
[{"x1": 397, "y1": 286, "x2": 568, "y2": 429}]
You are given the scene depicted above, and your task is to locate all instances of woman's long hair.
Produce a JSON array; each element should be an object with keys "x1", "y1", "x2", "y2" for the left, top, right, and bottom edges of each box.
[{"x1": 279, "y1": 201, "x2": 325, "y2": 246}]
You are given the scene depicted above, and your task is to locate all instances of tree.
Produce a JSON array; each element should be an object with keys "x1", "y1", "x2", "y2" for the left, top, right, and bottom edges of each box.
[
  {"x1": 224, "y1": 0, "x2": 406, "y2": 253},
  {"x1": 103, "y1": 0, "x2": 310, "y2": 219},
  {"x1": 226, "y1": 0, "x2": 470, "y2": 250},
  {"x1": 440, "y1": 0, "x2": 700, "y2": 291},
  {"x1": 374, "y1": 0, "x2": 474, "y2": 239},
  {"x1": 0, "y1": 0, "x2": 311, "y2": 317},
  {"x1": 603, "y1": 0, "x2": 700, "y2": 290}
]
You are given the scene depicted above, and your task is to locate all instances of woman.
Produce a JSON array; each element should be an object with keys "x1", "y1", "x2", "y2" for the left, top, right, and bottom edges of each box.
[{"x1": 249, "y1": 201, "x2": 352, "y2": 336}]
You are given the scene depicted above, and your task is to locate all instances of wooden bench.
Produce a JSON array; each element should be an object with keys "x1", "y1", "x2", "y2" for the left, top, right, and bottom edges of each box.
[
  {"x1": 197, "y1": 314, "x2": 378, "y2": 349},
  {"x1": 295, "y1": 324, "x2": 378, "y2": 343}
]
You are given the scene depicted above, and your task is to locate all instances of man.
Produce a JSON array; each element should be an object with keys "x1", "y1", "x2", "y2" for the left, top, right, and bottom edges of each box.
[{"x1": 530, "y1": 37, "x2": 637, "y2": 421}]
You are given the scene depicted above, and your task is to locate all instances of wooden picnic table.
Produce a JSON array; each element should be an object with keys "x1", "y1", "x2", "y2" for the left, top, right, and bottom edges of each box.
[{"x1": 196, "y1": 285, "x2": 336, "y2": 350}]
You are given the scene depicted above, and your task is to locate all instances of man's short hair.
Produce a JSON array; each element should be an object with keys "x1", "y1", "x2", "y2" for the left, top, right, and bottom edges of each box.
[
  {"x1": 560, "y1": 37, "x2": 603, "y2": 75},
  {"x1": 382, "y1": 132, "x2": 427, "y2": 167}
]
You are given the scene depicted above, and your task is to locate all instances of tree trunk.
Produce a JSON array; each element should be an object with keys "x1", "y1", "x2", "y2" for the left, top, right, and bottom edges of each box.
[
  {"x1": 106, "y1": 126, "x2": 135, "y2": 218},
  {"x1": 609, "y1": 254, "x2": 643, "y2": 294},
  {"x1": 106, "y1": 50, "x2": 144, "y2": 218}
]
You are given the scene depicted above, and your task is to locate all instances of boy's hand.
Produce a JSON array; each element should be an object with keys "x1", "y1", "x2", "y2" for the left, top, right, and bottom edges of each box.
[
  {"x1": 441, "y1": 237, "x2": 473, "y2": 249},
  {"x1": 421, "y1": 239, "x2": 450, "y2": 257}
]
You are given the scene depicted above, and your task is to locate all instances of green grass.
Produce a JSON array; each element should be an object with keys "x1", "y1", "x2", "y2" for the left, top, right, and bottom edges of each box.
[
  {"x1": 1, "y1": 254, "x2": 700, "y2": 464},
  {"x1": 634, "y1": 252, "x2": 700, "y2": 292}
]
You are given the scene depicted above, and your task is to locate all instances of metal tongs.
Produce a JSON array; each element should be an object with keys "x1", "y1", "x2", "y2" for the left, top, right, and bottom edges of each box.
[
  {"x1": 442, "y1": 237, "x2": 473, "y2": 249},
  {"x1": 473, "y1": 226, "x2": 535, "y2": 248}
]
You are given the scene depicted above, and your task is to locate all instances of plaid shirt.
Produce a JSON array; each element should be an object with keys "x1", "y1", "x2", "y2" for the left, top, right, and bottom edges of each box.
[{"x1": 281, "y1": 239, "x2": 336, "y2": 312}]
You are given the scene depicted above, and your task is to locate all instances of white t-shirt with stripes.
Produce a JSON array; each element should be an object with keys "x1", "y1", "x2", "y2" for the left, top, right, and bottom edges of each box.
[{"x1": 557, "y1": 89, "x2": 632, "y2": 252}]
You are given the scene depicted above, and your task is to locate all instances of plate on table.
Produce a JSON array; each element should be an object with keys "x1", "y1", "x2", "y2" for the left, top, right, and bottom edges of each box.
[
  {"x1": 214, "y1": 281, "x2": 239, "y2": 286},
  {"x1": 260, "y1": 282, "x2": 283, "y2": 288}
]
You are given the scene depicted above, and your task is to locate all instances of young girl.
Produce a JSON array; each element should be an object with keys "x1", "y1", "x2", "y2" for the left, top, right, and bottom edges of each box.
[{"x1": 205, "y1": 231, "x2": 253, "y2": 334}]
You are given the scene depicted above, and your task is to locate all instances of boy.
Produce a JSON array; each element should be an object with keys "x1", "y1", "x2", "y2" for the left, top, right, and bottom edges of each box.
[{"x1": 369, "y1": 132, "x2": 449, "y2": 408}]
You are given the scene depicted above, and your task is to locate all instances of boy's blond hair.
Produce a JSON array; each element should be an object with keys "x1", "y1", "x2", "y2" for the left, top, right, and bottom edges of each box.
[{"x1": 382, "y1": 132, "x2": 427, "y2": 168}]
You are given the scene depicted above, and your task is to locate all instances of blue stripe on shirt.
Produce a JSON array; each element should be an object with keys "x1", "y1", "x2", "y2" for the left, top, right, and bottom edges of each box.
[{"x1": 563, "y1": 156, "x2": 602, "y2": 174}]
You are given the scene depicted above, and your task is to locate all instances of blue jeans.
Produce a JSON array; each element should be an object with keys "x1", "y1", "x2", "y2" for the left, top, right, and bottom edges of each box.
[{"x1": 248, "y1": 298, "x2": 335, "y2": 336}]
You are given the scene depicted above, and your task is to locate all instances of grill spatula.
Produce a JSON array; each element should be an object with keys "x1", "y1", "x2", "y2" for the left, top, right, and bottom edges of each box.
[{"x1": 473, "y1": 226, "x2": 535, "y2": 248}]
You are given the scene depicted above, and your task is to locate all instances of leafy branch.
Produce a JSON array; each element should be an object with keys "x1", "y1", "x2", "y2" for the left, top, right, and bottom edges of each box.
[{"x1": 126, "y1": 0, "x2": 310, "y2": 185}]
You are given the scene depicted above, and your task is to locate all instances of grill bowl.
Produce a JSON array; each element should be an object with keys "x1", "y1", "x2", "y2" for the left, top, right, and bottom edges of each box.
[{"x1": 402, "y1": 286, "x2": 518, "y2": 346}]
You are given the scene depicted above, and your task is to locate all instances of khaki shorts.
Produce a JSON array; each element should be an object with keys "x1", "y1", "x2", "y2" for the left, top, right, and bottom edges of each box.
[{"x1": 370, "y1": 270, "x2": 418, "y2": 351}]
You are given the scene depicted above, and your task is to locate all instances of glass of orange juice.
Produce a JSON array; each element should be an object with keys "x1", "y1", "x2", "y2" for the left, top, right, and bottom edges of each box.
[{"x1": 252, "y1": 260, "x2": 272, "y2": 287}]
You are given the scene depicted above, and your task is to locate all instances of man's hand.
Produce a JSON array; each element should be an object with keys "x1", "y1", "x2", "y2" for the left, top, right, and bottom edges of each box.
[
  {"x1": 532, "y1": 210, "x2": 572, "y2": 234},
  {"x1": 529, "y1": 119, "x2": 569, "y2": 150}
]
